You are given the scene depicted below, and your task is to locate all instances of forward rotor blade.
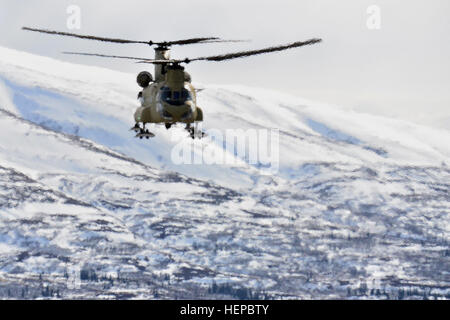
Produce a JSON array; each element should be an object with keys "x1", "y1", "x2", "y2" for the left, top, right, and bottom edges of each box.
[
  {"x1": 187, "y1": 38, "x2": 322, "y2": 62},
  {"x1": 23, "y1": 27, "x2": 149, "y2": 44}
]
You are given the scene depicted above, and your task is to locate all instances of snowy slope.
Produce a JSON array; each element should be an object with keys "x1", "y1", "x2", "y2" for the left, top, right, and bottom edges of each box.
[{"x1": 0, "y1": 46, "x2": 449, "y2": 299}]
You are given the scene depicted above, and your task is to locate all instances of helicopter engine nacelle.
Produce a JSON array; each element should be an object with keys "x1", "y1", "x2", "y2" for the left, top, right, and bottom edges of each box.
[
  {"x1": 137, "y1": 71, "x2": 153, "y2": 88},
  {"x1": 184, "y1": 72, "x2": 192, "y2": 83}
]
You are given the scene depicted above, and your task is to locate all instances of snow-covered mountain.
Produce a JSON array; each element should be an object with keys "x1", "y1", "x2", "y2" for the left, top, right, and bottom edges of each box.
[{"x1": 0, "y1": 46, "x2": 448, "y2": 299}]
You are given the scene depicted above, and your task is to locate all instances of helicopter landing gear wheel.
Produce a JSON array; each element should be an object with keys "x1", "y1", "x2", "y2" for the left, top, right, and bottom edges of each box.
[
  {"x1": 134, "y1": 124, "x2": 155, "y2": 139},
  {"x1": 130, "y1": 123, "x2": 140, "y2": 133},
  {"x1": 185, "y1": 123, "x2": 206, "y2": 139}
]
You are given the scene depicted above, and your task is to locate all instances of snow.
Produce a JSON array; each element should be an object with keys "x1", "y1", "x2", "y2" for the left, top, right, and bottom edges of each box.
[{"x1": 0, "y1": 45, "x2": 448, "y2": 299}]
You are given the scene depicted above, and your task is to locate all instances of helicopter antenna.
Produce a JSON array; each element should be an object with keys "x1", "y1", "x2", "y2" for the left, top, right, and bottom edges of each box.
[{"x1": 22, "y1": 27, "x2": 246, "y2": 46}]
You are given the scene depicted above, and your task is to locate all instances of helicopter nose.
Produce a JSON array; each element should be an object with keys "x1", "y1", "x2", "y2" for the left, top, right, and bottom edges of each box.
[{"x1": 161, "y1": 101, "x2": 194, "y2": 122}]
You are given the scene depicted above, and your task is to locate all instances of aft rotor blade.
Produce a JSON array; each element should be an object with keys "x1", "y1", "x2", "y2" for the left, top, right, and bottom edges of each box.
[
  {"x1": 186, "y1": 38, "x2": 322, "y2": 62},
  {"x1": 165, "y1": 38, "x2": 249, "y2": 46},
  {"x1": 64, "y1": 52, "x2": 176, "y2": 64},
  {"x1": 23, "y1": 27, "x2": 241, "y2": 47},
  {"x1": 158, "y1": 37, "x2": 220, "y2": 46},
  {"x1": 136, "y1": 60, "x2": 178, "y2": 64},
  {"x1": 23, "y1": 27, "x2": 149, "y2": 44},
  {"x1": 63, "y1": 52, "x2": 151, "y2": 61}
]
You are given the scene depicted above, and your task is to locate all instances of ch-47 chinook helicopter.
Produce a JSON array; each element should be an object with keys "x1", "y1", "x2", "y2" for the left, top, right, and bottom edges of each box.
[{"x1": 23, "y1": 27, "x2": 322, "y2": 139}]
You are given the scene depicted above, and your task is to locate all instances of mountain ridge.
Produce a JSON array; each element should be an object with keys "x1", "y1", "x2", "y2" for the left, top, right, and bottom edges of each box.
[{"x1": 0, "y1": 46, "x2": 448, "y2": 299}]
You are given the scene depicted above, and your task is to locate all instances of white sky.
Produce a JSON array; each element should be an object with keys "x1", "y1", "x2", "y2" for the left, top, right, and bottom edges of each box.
[{"x1": 1, "y1": 0, "x2": 449, "y2": 127}]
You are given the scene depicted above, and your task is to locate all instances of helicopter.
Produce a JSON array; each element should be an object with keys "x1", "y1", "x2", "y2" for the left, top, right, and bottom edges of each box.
[{"x1": 22, "y1": 27, "x2": 322, "y2": 139}]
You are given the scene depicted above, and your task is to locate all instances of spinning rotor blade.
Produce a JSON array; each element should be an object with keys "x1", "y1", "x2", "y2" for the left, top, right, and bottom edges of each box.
[
  {"x1": 23, "y1": 27, "x2": 243, "y2": 46},
  {"x1": 159, "y1": 38, "x2": 247, "y2": 46},
  {"x1": 63, "y1": 51, "x2": 175, "y2": 64},
  {"x1": 62, "y1": 38, "x2": 322, "y2": 66},
  {"x1": 23, "y1": 27, "x2": 149, "y2": 44},
  {"x1": 187, "y1": 38, "x2": 322, "y2": 62},
  {"x1": 135, "y1": 38, "x2": 323, "y2": 65},
  {"x1": 64, "y1": 52, "x2": 152, "y2": 61}
]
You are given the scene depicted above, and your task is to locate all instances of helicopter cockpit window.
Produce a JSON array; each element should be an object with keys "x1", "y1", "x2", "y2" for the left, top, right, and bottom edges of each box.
[{"x1": 160, "y1": 87, "x2": 192, "y2": 106}]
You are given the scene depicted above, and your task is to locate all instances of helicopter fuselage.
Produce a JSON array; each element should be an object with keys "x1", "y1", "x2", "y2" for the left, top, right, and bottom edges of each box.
[
  {"x1": 134, "y1": 78, "x2": 203, "y2": 125},
  {"x1": 134, "y1": 52, "x2": 203, "y2": 127}
]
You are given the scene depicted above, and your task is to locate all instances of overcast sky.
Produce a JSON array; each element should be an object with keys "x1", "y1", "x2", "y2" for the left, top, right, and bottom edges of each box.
[{"x1": 1, "y1": 0, "x2": 449, "y2": 127}]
